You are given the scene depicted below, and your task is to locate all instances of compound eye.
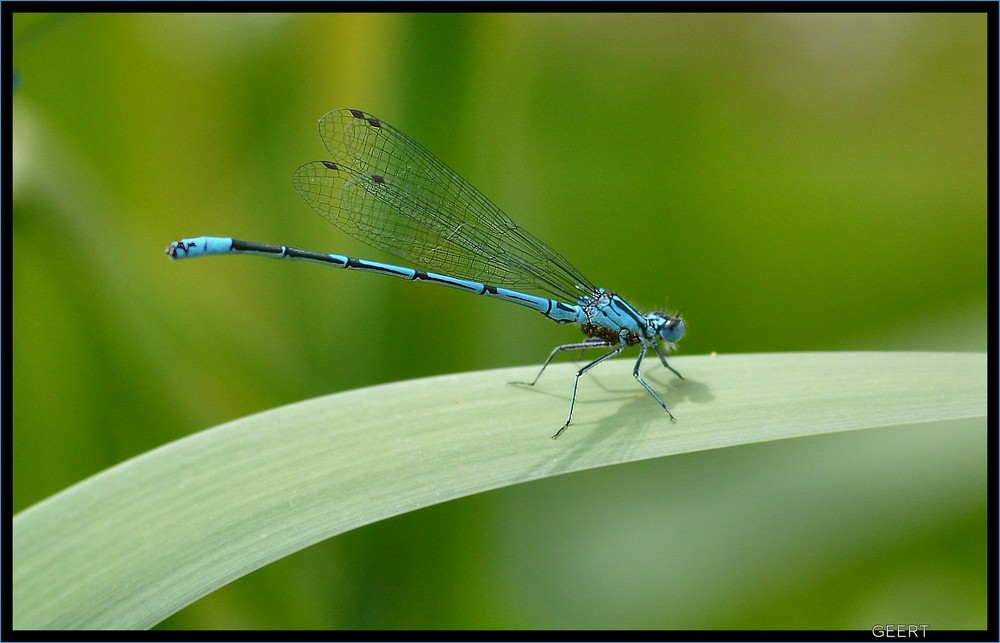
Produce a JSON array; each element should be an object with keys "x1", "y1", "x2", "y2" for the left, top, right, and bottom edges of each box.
[{"x1": 659, "y1": 317, "x2": 685, "y2": 343}]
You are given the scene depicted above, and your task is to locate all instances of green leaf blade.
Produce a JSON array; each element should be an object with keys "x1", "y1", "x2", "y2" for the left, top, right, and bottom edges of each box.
[{"x1": 12, "y1": 351, "x2": 986, "y2": 629}]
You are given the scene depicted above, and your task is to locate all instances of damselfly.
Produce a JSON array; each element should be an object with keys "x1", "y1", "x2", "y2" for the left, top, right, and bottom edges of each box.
[{"x1": 167, "y1": 109, "x2": 685, "y2": 438}]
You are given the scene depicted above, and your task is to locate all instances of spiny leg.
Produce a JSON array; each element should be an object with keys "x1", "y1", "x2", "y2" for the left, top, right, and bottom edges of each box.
[
  {"x1": 575, "y1": 336, "x2": 608, "y2": 361},
  {"x1": 634, "y1": 343, "x2": 677, "y2": 422},
  {"x1": 552, "y1": 340, "x2": 625, "y2": 440},
  {"x1": 513, "y1": 338, "x2": 613, "y2": 387},
  {"x1": 653, "y1": 338, "x2": 684, "y2": 380}
]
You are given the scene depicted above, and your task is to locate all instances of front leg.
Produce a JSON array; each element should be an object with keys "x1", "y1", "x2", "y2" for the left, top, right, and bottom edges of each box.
[{"x1": 652, "y1": 338, "x2": 684, "y2": 380}]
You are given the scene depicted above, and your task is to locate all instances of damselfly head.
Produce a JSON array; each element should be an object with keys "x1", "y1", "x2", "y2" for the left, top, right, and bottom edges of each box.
[{"x1": 649, "y1": 312, "x2": 685, "y2": 344}]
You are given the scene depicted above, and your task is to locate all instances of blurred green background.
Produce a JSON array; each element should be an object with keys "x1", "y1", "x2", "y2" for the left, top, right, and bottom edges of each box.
[{"x1": 12, "y1": 13, "x2": 986, "y2": 629}]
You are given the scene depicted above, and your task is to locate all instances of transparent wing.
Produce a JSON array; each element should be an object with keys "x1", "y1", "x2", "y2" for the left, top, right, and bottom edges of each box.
[{"x1": 292, "y1": 108, "x2": 594, "y2": 301}]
